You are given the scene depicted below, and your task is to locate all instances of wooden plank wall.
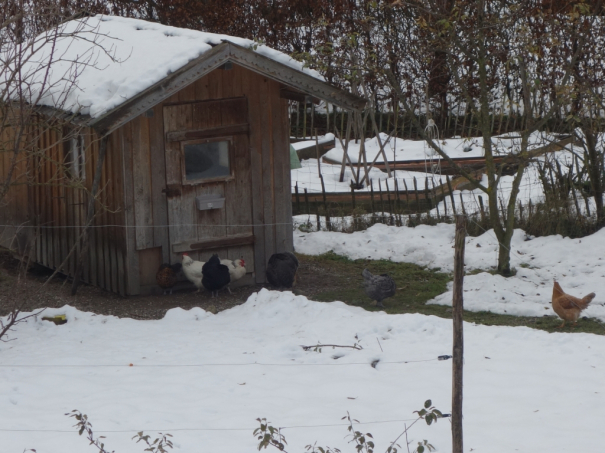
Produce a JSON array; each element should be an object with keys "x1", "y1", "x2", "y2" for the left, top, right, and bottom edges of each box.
[
  {"x1": 119, "y1": 64, "x2": 293, "y2": 291},
  {"x1": 5, "y1": 121, "x2": 129, "y2": 294},
  {"x1": 1, "y1": 63, "x2": 294, "y2": 295},
  {"x1": 0, "y1": 112, "x2": 30, "y2": 253}
]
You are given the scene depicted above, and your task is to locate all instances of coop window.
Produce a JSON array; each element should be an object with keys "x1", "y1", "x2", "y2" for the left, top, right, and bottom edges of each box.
[
  {"x1": 69, "y1": 133, "x2": 86, "y2": 180},
  {"x1": 181, "y1": 138, "x2": 232, "y2": 184}
]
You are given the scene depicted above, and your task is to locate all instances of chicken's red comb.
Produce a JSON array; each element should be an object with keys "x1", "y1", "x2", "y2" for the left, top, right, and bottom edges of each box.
[{"x1": 182, "y1": 252, "x2": 189, "y2": 256}]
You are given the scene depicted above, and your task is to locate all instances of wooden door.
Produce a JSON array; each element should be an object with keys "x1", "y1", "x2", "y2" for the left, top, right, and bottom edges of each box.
[{"x1": 163, "y1": 97, "x2": 254, "y2": 275}]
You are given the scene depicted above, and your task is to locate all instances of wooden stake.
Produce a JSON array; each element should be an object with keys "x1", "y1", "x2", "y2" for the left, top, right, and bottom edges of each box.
[
  {"x1": 385, "y1": 179, "x2": 394, "y2": 222},
  {"x1": 431, "y1": 178, "x2": 441, "y2": 221},
  {"x1": 447, "y1": 175, "x2": 457, "y2": 214},
  {"x1": 378, "y1": 178, "x2": 385, "y2": 218},
  {"x1": 452, "y1": 214, "x2": 466, "y2": 453},
  {"x1": 370, "y1": 179, "x2": 375, "y2": 220},
  {"x1": 459, "y1": 193, "x2": 467, "y2": 217},
  {"x1": 478, "y1": 195, "x2": 486, "y2": 223},
  {"x1": 403, "y1": 178, "x2": 410, "y2": 212},
  {"x1": 304, "y1": 188, "x2": 310, "y2": 215},
  {"x1": 413, "y1": 177, "x2": 420, "y2": 215},
  {"x1": 296, "y1": 101, "x2": 300, "y2": 139},
  {"x1": 320, "y1": 174, "x2": 331, "y2": 231},
  {"x1": 295, "y1": 182, "x2": 300, "y2": 214}
]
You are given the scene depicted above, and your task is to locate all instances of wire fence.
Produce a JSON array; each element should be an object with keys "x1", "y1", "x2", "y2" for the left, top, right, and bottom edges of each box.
[{"x1": 0, "y1": 355, "x2": 452, "y2": 434}]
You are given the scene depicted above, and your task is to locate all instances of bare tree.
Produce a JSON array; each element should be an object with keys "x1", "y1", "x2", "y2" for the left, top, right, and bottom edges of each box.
[
  {"x1": 0, "y1": 2, "x2": 117, "y2": 336},
  {"x1": 379, "y1": 1, "x2": 589, "y2": 275}
]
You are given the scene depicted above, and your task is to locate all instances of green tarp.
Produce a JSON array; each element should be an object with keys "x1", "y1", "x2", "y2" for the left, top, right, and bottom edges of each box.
[{"x1": 290, "y1": 144, "x2": 302, "y2": 169}]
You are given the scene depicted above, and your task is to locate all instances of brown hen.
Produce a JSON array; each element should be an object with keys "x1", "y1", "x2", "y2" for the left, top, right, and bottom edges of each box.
[
  {"x1": 156, "y1": 263, "x2": 183, "y2": 295},
  {"x1": 552, "y1": 280, "x2": 595, "y2": 328}
]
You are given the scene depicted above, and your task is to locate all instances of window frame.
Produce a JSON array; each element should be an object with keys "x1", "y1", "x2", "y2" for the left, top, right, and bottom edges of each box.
[{"x1": 179, "y1": 136, "x2": 234, "y2": 186}]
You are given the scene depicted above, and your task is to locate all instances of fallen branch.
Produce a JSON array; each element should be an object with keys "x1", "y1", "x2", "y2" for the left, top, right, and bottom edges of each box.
[{"x1": 301, "y1": 343, "x2": 363, "y2": 351}]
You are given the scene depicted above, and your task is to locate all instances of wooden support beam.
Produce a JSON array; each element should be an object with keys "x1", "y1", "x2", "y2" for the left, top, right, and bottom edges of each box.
[
  {"x1": 172, "y1": 232, "x2": 255, "y2": 253},
  {"x1": 280, "y1": 88, "x2": 320, "y2": 105},
  {"x1": 166, "y1": 123, "x2": 249, "y2": 142}
]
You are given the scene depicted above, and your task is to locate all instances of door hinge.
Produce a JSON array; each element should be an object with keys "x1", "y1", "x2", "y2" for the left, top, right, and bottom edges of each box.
[{"x1": 162, "y1": 185, "x2": 181, "y2": 197}]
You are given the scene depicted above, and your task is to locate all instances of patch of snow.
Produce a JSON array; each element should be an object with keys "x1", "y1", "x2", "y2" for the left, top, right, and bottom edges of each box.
[
  {"x1": 2, "y1": 291, "x2": 605, "y2": 452},
  {"x1": 294, "y1": 223, "x2": 605, "y2": 321},
  {"x1": 9, "y1": 15, "x2": 323, "y2": 118}
]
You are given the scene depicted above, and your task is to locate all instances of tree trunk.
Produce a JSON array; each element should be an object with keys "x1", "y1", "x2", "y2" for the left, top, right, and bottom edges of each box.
[{"x1": 583, "y1": 128, "x2": 604, "y2": 225}]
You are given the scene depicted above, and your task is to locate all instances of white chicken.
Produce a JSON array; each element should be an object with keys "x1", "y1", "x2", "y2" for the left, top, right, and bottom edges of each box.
[
  {"x1": 220, "y1": 258, "x2": 246, "y2": 282},
  {"x1": 181, "y1": 253, "x2": 205, "y2": 291}
]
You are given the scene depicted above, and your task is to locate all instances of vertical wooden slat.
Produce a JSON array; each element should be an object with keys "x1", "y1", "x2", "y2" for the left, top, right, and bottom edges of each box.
[
  {"x1": 243, "y1": 70, "x2": 266, "y2": 282},
  {"x1": 271, "y1": 81, "x2": 288, "y2": 252},
  {"x1": 221, "y1": 97, "x2": 253, "y2": 267},
  {"x1": 149, "y1": 104, "x2": 170, "y2": 263},
  {"x1": 207, "y1": 70, "x2": 223, "y2": 100},
  {"x1": 163, "y1": 104, "x2": 184, "y2": 263},
  {"x1": 41, "y1": 125, "x2": 49, "y2": 267},
  {"x1": 193, "y1": 100, "x2": 226, "y2": 262},
  {"x1": 283, "y1": 97, "x2": 294, "y2": 252},
  {"x1": 259, "y1": 76, "x2": 276, "y2": 264},
  {"x1": 120, "y1": 122, "x2": 140, "y2": 294},
  {"x1": 110, "y1": 130, "x2": 126, "y2": 295},
  {"x1": 101, "y1": 130, "x2": 113, "y2": 292},
  {"x1": 133, "y1": 116, "x2": 154, "y2": 250},
  {"x1": 87, "y1": 130, "x2": 99, "y2": 288},
  {"x1": 175, "y1": 104, "x2": 199, "y2": 257}
]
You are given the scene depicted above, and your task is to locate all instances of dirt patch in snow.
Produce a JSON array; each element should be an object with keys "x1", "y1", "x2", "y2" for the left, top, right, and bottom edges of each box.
[{"x1": 0, "y1": 250, "x2": 356, "y2": 320}]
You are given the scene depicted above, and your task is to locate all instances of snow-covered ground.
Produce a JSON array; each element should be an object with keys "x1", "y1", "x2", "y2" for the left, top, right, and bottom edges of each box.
[
  {"x1": 323, "y1": 131, "x2": 562, "y2": 164},
  {"x1": 2, "y1": 290, "x2": 605, "y2": 453},
  {"x1": 295, "y1": 223, "x2": 605, "y2": 322}
]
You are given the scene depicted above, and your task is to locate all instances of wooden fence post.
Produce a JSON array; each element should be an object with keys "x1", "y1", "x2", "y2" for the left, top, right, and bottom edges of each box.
[
  {"x1": 304, "y1": 188, "x2": 310, "y2": 215},
  {"x1": 452, "y1": 214, "x2": 466, "y2": 453}
]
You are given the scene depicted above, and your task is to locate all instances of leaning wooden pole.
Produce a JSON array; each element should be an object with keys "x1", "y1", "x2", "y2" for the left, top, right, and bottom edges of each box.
[
  {"x1": 71, "y1": 133, "x2": 109, "y2": 295},
  {"x1": 452, "y1": 214, "x2": 466, "y2": 453}
]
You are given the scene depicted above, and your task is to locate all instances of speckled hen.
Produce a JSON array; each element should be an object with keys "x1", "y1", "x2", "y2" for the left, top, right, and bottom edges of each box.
[{"x1": 362, "y1": 269, "x2": 396, "y2": 309}]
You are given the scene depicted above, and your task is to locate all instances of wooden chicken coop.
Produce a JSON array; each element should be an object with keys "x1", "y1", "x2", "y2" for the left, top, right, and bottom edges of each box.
[{"x1": 0, "y1": 16, "x2": 365, "y2": 295}]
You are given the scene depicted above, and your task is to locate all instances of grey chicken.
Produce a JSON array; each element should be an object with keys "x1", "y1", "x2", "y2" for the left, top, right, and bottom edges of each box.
[
  {"x1": 362, "y1": 269, "x2": 396, "y2": 309},
  {"x1": 266, "y1": 252, "x2": 299, "y2": 288}
]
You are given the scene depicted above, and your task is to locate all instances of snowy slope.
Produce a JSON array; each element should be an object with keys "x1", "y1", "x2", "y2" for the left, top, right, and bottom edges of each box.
[
  {"x1": 2, "y1": 291, "x2": 604, "y2": 453},
  {"x1": 8, "y1": 15, "x2": 322, "y2": 118}
]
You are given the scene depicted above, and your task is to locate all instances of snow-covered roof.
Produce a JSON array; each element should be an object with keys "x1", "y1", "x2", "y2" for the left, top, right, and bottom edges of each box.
[{"x1": 10, "y1": 15, "x2": 362, "y2": 129}]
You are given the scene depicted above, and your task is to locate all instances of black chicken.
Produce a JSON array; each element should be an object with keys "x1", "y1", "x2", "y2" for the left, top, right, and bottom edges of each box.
[
  {"x1": 266, "y1": 252, "x2": 299, "y2": 288},
  {"x1": 156, "y1": 263, "x2": 182, "y2": 295},
  {"x1": 202, "y1": 254, "x2": 231, "y2": 297},
  {"x1": 362, "y1": 269, "x2": 396, "y2": 309}
]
